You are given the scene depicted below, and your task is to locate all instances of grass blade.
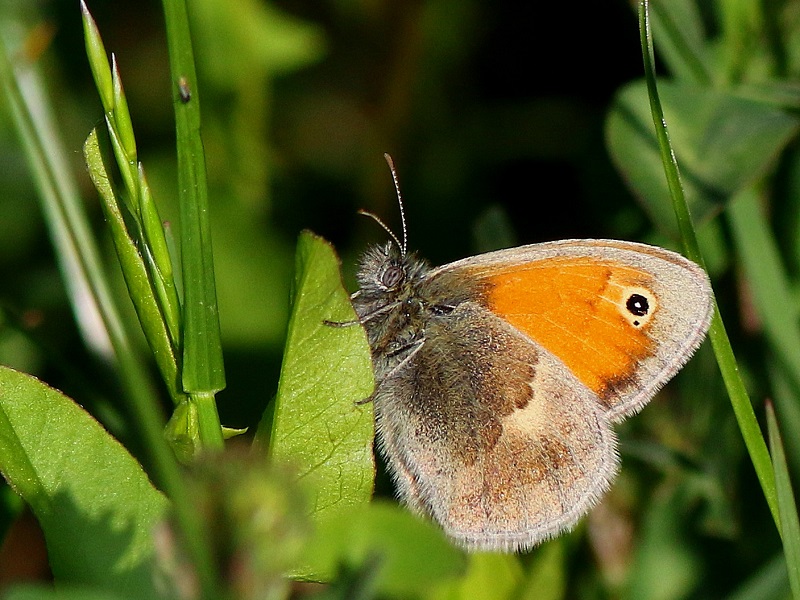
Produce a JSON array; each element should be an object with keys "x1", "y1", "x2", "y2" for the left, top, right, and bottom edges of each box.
[
  {"x1": 161, "y1": 0, "x2": 226, "y2": 397},
  {"x1": 83, "y1": 129, "x2": 183, "y2": 404},
  {"x1": 766, "y1": 403, "x2": 800, "y2": 598}
]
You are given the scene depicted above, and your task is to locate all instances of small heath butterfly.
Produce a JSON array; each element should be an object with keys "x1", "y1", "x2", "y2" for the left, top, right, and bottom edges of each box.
[{"x1": 348, "y1": 156, "x2": 713, "y2": 552}]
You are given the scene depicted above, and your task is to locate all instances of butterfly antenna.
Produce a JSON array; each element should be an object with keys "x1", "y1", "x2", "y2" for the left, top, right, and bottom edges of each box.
[
  {"x1": 357, "y1": 208, "x2": 403, "y2": 252},
  {"x1": 383, "y1": 153, "x2": 408, "y2": 256}
]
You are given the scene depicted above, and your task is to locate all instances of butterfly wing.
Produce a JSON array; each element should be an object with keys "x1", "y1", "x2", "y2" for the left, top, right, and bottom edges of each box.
[
  {"x1": 373, "y1": 301, "x2": 618, "y2": 552},
  {"x1": 433, "y1": 239, "x2": 713, "y2": 421},
  {"x1": 371, "y1": 239, "x2": 711, "y2": 551}
]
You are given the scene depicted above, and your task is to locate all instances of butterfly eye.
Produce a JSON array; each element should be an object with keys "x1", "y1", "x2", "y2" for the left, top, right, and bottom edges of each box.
[{"x1": 382, "y1": 265, "x2": 404, "y2": 288}]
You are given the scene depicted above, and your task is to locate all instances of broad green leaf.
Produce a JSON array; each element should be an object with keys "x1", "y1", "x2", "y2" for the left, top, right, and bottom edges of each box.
[
  {"x1": 259, "y1": 231, "x2": 375, "y2": 524},
  {"x1": 766, "y1": 403, "x2": 800, "y2": 599},
  {"x1": 733, "y1": 82, "x2": 800, "y2": 111},
  {"x1": 606, "y1": 80, "x2": 800, "y2": 236},
  {"x1": 305, "y1": 501, "x2": 466, "y2": 596},
  {"x1": 0, "y1": 366, "x2": 167, "y2": 598}
]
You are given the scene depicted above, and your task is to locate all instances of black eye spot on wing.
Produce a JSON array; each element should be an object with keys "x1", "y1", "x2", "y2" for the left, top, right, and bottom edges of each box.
[{"x1": 626, "y1": 293, "x2": 649, "y2": 327}]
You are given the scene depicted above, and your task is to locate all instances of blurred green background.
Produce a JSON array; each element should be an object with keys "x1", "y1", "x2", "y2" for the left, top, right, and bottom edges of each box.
[
  {"x1": 1, "y1": 0, "x2": 798, "y2": 598},
  {"x1": 0, "y1": 0, "x2": 647, "y2": 429}
]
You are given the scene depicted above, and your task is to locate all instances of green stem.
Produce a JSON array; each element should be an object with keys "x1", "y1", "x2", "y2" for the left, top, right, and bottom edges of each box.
[
  {"x1": 161, "y1": 0, "x2": 226, "y2": 401},
  {"x1": 193, "y1": 392, "x2": 224, "y2": 448}
]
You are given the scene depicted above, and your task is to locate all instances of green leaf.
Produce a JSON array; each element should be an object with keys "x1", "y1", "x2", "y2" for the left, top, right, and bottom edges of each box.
[
  {"x1": 304, "y1": 501, "x2": 466, "y2": 595},
  {"x1": 768, "y1": 364, "x2": 800, "y2": 482},
  {"x1": 728, "y1": 189, "x2": 800, "y2": 390},
  {"x1": 190, "y1": 0, "x2": 326, "y2": 85},
  {"x1": 0, "y1": 366, "x2": 167, "y2": 598},
  {"x1": 83, "y1": 128, "x2": 182, "y2": 405},
  {"x1": 138, "y1": 166, "x2": 182, "y2": 350},
  {"x1": 606, "y1": 80, "x2": 800, "y2": 236},
  {"x1": 627, "y1": 488, "x2": 701, "y2": 600},
  {"x1": 726, "y1": 553, "x2": 790, "y2": 600},
  {"x1": 259, "y1": 231, "x2": 374, "y2": 527},
  {"x1": 111, "y1": 57, "x2": 137, "y2": 162},
  {"x1": 518, "y1": 540, "x2": 566, "y2": 600},
  {"x1": 766, "y1": 403, "x2": 800, "y2": 599},
  {"x1": 635, "y1": 0, "x2": 779, "y2": 530}
]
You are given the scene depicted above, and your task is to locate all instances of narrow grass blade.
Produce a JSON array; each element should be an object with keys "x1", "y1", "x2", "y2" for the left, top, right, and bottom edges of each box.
[
  {"x1": 83, "y1": 1, "x2": 185, "y2": 385},
  {"x1": 726, "y1": 553, "x2": 789, "y2": 600},
  {"x1": 0, "y1": 24, "x2": 112, "y2": 360},
  {"x1": 83, "y1": 129, "x2": 183, "y2": 405},
  {"x1": 138, "y1": 166, "x2": 182, "y2": 349},
  {"x1": 728, "y1": 191, "x2": 800, "y2": 381},
  {"x1": 766, "y1": 403, "x2": 800, "y2": 598},
  {"x1": 768, "y1": 364, "x2": 800, "y2": 479},
  {"x1": 161, "y1": 0, "x2": 225, "y2": 395},
  {"x1": 648, "y1": 0, "x2": 713, "y2": 84},
  {"x1": 80, "y1": 0, "x2": 113, "y2": 111},
  {"x1": 729, "y1": 190, "x2": 800, "y2": 486},
  {"x1": 4, "y1": 17, "x2": 220, "y2": 596}
]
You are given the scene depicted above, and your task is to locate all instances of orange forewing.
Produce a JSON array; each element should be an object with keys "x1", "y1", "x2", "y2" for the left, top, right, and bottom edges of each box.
[{"x1": 470, "y1": 256, "x2": 657, "y2": 397}]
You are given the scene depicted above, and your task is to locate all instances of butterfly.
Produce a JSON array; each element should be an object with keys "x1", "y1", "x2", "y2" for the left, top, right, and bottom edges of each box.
[{"x1": 347, "y1": 156, "x2": 712, "y2": 552}]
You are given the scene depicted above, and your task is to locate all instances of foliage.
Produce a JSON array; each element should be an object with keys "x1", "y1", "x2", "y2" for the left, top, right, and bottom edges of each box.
[{"x1": 0, "y1": 0, "x2": 798, "y2": 598}]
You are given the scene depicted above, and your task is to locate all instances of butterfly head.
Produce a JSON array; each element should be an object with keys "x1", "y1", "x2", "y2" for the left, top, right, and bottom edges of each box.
[{"x1": 356, "y1": 242, "x2": 430, "y2": 302}]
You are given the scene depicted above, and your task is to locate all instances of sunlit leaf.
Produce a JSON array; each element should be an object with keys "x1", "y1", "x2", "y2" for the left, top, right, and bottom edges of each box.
[
  {"x1": 428, "y1": 552, "x2": 522, "y2": 600},
  {"x1": 0, "y1": 366, "x2": 167, "y2": 598},
  {"x1": 258, "y1": 231, "x2": 375, "y2": 525}
]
